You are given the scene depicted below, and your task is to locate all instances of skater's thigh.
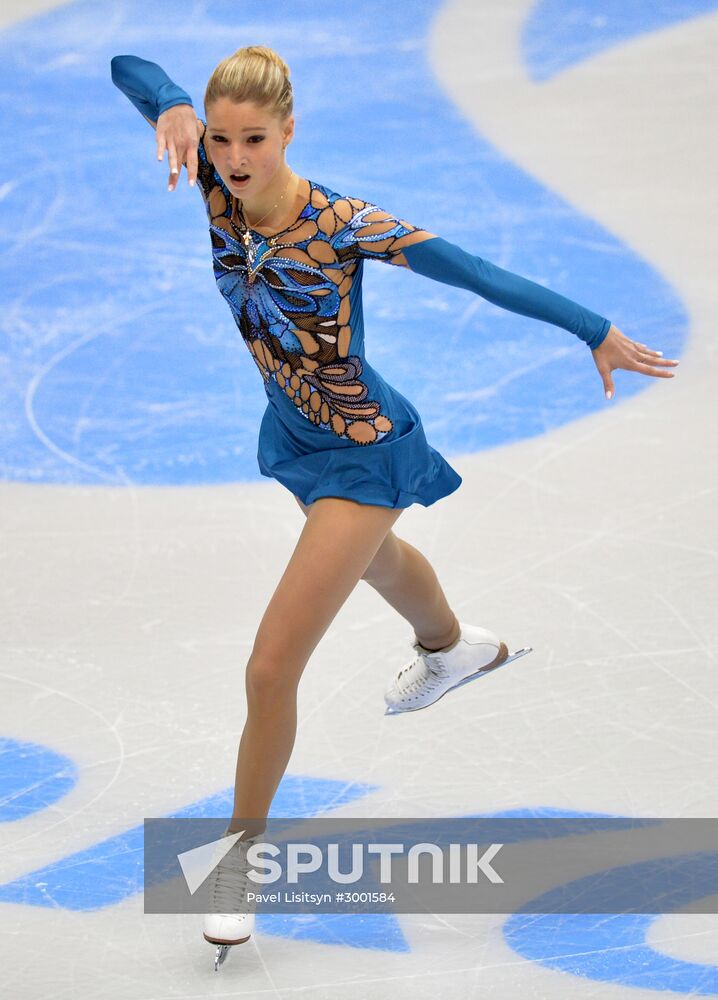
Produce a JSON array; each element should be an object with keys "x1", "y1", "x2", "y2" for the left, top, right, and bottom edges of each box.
[
  {"x1": 253, "y1": 497, "x2": 404, "y2": 671},
  {"x1": 292, "y1": 494, "x2": 402, "y2": 584}
]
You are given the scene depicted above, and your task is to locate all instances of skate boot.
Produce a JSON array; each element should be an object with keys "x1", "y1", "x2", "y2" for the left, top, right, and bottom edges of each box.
[
  {"x1": 384, "y1": 621, "x2": 532, "y2": 715},
  {"x1": 203, "y1": 826, "x2": 261, "y2": 971}
]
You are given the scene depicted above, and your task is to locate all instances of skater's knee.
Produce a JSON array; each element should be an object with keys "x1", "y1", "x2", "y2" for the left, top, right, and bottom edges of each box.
[
  {"x1": 245, "y1": 653, "x2": 299, "y2": 704},
  {"x1": 361, "y1": 530, "x2": 403, "y2": 586}
]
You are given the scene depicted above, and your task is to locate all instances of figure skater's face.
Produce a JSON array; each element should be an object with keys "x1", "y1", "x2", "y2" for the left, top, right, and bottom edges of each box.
[{"x1": 204, "y1": 97, "x2": 294, "y2": 199}]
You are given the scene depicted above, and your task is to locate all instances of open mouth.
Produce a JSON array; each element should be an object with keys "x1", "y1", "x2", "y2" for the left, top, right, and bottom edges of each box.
[{"x1": 230, "y1": 174, "x2": 251, "y2": 185}]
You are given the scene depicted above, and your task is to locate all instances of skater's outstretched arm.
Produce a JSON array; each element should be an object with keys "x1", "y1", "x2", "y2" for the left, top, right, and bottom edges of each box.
[
  {"x1": 110, "y1": 54, "x2": 203, "y2": 192},
  {"x1": 345, "y1": 203, "x2": 679, "y2": 399},
  {"x1": 403, "y1": 235, "x2": 611, "y2": 348},
  {"x1": 402, "y1": 235, "x2": 679, "y2": 398}
]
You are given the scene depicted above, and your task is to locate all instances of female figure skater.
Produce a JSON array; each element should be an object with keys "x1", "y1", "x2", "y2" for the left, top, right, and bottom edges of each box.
[{"x1": 110, "y1": 45, "x2": 678, "y2": 968}]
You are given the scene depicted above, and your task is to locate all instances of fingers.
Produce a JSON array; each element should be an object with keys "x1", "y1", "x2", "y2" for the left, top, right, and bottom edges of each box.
[
  {"x1": 634, "y1": 342, "x2": 672, "y2": 362},
  {"x1": 618, "y1": 339, "x2": 678, "y2": 374},
  {"x1": 161, "y1": 138, "x2": 198, "y2": 190},
  {"x1": 167, "y1": 141, "x2": 179, "y2": 190},
  {"x1": 633, "y1": 345, "x2": 680, "y2": 374},
  {"x1": 634, "y1": 360, "x2": 679, "y2": 378},
  {"x1": 601, "y1": 351, "x2": 680, "y2": 400},
  {"x1": 186, "y1": 145, "x2": 198, "y2": 187}
]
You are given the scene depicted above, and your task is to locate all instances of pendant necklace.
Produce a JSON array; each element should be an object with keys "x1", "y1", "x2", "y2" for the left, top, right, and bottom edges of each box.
[{"x1": 237, "y1": 171, "x2": 295, "y2": 284}]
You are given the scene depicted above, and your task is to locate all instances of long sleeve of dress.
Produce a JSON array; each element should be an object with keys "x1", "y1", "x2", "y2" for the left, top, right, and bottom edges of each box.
[
  {"x1": 344, "y1": 199, "x2": 612, "y2": 351},
  {"x1": 110, "y1": 54, "x2": 193, "y2": 123},
  {"x1": 402, "y1": 236, "x2": 611, "y2": 350}
]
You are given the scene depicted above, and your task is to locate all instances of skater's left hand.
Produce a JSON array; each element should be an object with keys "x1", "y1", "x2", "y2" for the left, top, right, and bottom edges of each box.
[{"x1": 591, "y1": 324, "x2": 679, "y2": 400}]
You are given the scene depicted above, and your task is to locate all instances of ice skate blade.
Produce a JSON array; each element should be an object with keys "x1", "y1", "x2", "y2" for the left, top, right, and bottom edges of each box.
[
  {"x1": 207, "y1": 933, "x2": 252, "y2": 971},
  {"x1": 214, "y1": 944, "x2": 230, "y2": 971},
  {"x1": 384, "y1": 647, "x2": 533, "y2": 715}
]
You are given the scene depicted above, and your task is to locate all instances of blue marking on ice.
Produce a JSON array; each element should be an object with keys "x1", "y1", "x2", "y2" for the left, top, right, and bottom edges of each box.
[
  {"x1": 505, "y1": 862, "x2": 718, "y2": 992},
  {"x1": 0, "y1": 775, "x2": 377, "y2": 909},
  {"x1": 0, "y1": 772, "x2": 410, "y2": 951},
  {"x1": 0, "y1": 737, "x2": 78, "y2": 822}
]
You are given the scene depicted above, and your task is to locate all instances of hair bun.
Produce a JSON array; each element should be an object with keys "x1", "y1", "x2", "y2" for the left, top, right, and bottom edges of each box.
[{"x1": 205, "y1": 44, "x2": 295, "y2": 121}]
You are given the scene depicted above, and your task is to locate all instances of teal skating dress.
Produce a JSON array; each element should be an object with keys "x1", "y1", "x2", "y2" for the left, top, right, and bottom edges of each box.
[
  {"x1": 110, "y1": 55, "x2": 613, "y2": 510},
  {"x1": 195, "y1": 120, "x2": 464, "y2": 509}
]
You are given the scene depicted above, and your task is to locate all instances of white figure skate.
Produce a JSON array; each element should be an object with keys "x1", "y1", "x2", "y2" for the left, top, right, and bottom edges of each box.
[
  {"x1": 384, "y1": 622, "x2": 532, "y2": 715},
  {"x1": 202, "y1": 827, "x2": 260, "y2": 971}
]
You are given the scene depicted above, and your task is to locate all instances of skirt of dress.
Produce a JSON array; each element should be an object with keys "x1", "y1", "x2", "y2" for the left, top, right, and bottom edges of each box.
[{"x1": 257, "y1": 375, "x2": 462, "y2": 509}]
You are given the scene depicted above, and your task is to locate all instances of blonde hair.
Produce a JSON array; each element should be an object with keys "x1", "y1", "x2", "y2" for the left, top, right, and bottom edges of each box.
[{"x1": 204, "y1": 45, "x2": 293, "y2": 122}]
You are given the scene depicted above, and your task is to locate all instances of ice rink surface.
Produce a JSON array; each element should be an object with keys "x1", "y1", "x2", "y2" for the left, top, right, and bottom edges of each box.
[{"x1": 1, "y1": 0, "x2": 717, "y2": 996}]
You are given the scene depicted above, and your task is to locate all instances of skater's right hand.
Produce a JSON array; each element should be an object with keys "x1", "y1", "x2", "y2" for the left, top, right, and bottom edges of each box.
[{"x1": 156, "y1": 105, "x2": 204, "y2": 191}]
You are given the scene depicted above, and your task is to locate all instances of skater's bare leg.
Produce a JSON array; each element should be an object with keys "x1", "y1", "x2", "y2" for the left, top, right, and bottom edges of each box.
[
  {"x1": 229, "y1": 496, "x2": 404, "y2": 837},
  {"x1": 293, "y1": 495, "x2": 460, "y2": 654},
  {"x1": 368, "y1": 536, "x2": 460, "y2": 651}
]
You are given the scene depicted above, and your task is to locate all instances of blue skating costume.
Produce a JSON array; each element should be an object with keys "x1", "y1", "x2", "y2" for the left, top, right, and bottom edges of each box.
[{"x1": 111, "y1": 56, "x2": 612, "y2": 509}]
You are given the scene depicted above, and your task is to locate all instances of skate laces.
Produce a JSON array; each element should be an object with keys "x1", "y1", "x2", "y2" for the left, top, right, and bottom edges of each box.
[
  {"x1": 414, "y1": 638, "x2": 454, "y2": 674},
  {"x1": 208, "y1": 835, "x2": 259, "y2": 914},
  {"x1": 395, "y1": 641, "x2": 450, "y2": 694}
]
